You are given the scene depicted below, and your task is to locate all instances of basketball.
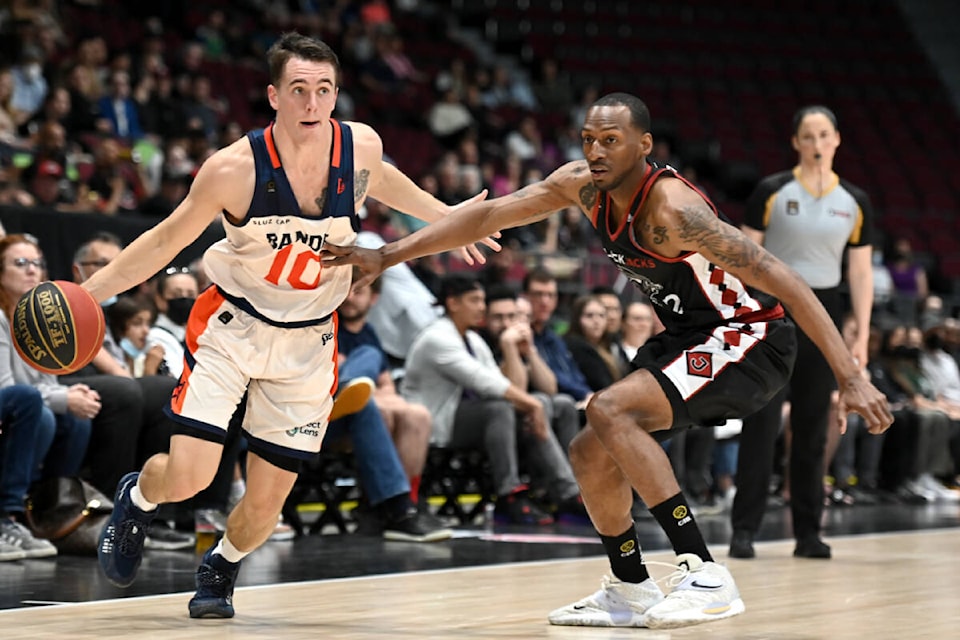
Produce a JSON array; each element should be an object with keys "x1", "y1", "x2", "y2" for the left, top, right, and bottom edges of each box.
[{"x1": 11, "y1": 280, "x2": 105, "y2": 375}]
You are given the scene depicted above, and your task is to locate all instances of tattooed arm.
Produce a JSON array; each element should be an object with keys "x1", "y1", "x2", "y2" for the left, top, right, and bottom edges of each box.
[{"x1": 649, "y1": 178, "x2": 892, "y2": 432}]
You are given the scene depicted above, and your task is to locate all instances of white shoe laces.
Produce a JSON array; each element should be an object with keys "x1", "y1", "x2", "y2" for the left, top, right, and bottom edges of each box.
[{"x1": 644, "y1": 559, "x2": 695, "y2": 590}]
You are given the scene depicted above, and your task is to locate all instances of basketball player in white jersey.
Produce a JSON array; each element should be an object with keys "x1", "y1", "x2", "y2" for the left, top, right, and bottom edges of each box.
[{"x1": 83, "y1": 32, "x2": 491, "y2": 618}]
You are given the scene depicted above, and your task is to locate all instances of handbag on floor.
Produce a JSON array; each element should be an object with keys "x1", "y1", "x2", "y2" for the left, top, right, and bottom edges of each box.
[{"x1": 25, "y1": 477, "x2": 114, "y2": 556}]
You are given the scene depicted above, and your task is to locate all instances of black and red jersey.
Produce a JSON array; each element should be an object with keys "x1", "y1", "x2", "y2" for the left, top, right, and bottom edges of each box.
[{"x1": 589, "y1": 160, "x2": 783, "y2": 335}]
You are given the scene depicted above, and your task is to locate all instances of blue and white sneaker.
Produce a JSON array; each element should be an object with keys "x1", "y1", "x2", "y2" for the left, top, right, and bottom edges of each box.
[
  {"x1": 98, "y1": 472, "x2": 156, "y2": 587},
  {"x1": 188, "y1": 546, "x2": 241, "y2": 618}
]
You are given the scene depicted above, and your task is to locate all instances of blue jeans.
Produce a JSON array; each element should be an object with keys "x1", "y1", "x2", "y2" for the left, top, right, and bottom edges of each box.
[
  {"x1": 339, "y1": 344, "x2": 386, "y2": 381},
  {"x1": 323, "y1": 345, "x2": 408, "y2": 506},
  {"x1": 37, "y1": 407, "x2": 92, "y2": 479},
  {"x1": 0, "y1": 385, "x2": 48, "y2": 515}
]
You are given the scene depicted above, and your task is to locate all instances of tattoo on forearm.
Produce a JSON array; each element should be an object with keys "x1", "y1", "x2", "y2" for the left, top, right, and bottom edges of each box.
[
  {"x1": 354, "y1": 169, "x2": 370, "y2": 203},
  {"x1": 652, "y1": 225, "x2": 668, "y2": 244},
  {"x1": 579, "y1": 184, "x2": 598, "y2": 209},
  {"x1": 675, "y1": 205, "x2": 774, "y2": 277},
  {"x1": 315, "y1": 188, "x2": 327, "y2": 212}
]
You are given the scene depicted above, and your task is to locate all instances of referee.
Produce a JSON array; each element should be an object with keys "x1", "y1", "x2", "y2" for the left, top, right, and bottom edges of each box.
[{"x1": 729, "y1": 105, "x2": 875, "y2": 559}]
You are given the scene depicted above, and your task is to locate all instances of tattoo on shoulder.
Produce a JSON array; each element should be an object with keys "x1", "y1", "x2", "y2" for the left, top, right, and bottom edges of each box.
[
  {"x1": 354, "y1": 169, "x2": 370, "y2": 203},
  {"x1": 315, "y1": 188, "x2": 327, "y2": 212},
  {"x1": 579, "y1": 184, "x2": 598, "y2": 209},
  {"x1": 652, "y1": 225, "x2": 668, "y2": 244},
  {"x1": 675, "y1": 205, "x2": 774, "y2": 277}
]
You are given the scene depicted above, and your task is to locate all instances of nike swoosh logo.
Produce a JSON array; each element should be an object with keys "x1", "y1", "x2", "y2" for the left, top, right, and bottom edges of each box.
[
  {"x1": 691, "y1": 581, "x2": 723, "y2": 589},
  {"x1": 573, "y1": 604, "x2": 587, "y2": 610}
]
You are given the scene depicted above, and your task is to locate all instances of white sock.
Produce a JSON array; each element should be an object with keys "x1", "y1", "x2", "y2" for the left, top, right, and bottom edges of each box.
[
  {"x1": 214, "y1": 534, "x2": 248, "y2": 564},
  {"x1": 130, "y1": 479, "x2": 158, "y2": 512}
]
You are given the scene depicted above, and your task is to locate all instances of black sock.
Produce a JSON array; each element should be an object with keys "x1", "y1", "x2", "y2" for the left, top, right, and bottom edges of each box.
[
  {"x1": 599, "y1": 524, "x2": 649, "y2": 583},
  {"x1": 649, "y1": 492, "x2": 713, "y2": 562}
]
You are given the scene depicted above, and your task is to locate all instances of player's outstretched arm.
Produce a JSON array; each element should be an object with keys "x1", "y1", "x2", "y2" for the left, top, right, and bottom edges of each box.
[
  {"x1": 369, "y1": 162, "x2": 497, "y2": 264},
  {"x1": 324, "y1": 161, "x2": 584, "y2": 284},
  {"x1": 81, "y1": 144, "x2": 248, "y2": 304}
]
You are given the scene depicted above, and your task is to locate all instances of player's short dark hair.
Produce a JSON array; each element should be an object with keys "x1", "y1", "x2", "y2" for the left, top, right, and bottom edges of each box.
[
  {"x1": 591, "y1": 93, "x2": 651, "y2": 132},
  {"x1": 267, "y1": 32, "x2": 340, "y2": 87},
  {"x1": 792, "y1": 105, "x2": 838, "y2": 134}
]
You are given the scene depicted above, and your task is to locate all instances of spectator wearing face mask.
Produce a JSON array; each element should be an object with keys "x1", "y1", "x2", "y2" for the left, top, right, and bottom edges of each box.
[
  {"x1": 147, "y1": 266, "x2": 200, "y2": 378},
  {"x1": 105, "y1": 296, "x2": 166, "y2": 378}
]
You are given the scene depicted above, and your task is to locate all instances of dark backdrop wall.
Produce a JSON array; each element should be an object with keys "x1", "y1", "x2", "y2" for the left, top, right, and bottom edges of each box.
[{"x1": 0, "y1": 206, "x2": 225, "y2": 282}]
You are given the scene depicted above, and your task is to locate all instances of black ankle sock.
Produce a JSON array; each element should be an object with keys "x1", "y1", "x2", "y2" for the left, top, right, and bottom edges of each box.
[
  {"x1": 599, "y1": 524, "x2": 649, "y2": 583},
  {"x1": 649, "y1": 492, "x2": 713, "y2": 562}
]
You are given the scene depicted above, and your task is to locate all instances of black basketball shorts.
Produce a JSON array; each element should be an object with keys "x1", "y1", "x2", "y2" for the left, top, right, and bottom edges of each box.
[{"x1": 632, "y1": 317, "x2": 797, "y2": 432}]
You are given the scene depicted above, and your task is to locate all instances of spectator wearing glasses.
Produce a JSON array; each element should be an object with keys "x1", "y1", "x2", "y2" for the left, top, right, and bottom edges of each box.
[
  {"x1": 523, "y1": 268, "x2": 593, "y2": 406},
  {"x1": 0, "y1": 234, "x2": 93, "y2": 558}
]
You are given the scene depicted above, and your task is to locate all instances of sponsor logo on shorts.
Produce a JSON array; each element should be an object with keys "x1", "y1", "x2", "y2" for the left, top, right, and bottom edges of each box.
[
  {"x1": 321, "y1": 331, "x2": 334, "y2": 345},
  {"x1": 286, "y1": 421, "x2": 324, "y2": 438},
  {"x1": 218, "y1": 311, "x2": 233, "y2": 324},
  {"x1": 686, "y1": 352, "x2": 713, "y2": 378}
]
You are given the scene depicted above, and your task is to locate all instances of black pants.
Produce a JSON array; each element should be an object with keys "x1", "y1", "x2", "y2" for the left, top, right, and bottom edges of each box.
[
  {"x1": 63, "y1": 374, "x2": 177, "y2": 496},
  {"x1": 731, "y1": 287, "x2": 841, "y2": 541}
]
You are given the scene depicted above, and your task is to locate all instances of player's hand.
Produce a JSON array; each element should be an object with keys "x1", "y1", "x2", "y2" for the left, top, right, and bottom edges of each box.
[
  {"x1": 836, "y1": 376, "x2": 893, "y2": 435},
  {"x1": 321, "y1": 243, "x2": 386, "y2": 290}
]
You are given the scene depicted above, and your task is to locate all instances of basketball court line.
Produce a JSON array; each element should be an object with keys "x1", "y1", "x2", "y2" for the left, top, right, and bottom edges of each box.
[{"x1": 2, "y1": 526, "x2": 955, "y2": 615}]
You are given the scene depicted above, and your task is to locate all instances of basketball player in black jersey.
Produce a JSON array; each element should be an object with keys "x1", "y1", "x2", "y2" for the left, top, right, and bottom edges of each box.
[{"x1": 323, "y1": 93, "x2": 892, "y2": 629}]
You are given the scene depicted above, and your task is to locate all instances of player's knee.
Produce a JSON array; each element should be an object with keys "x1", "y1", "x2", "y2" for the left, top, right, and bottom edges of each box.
[
  {"x1": 237, "y1": 488, "x2": 285, "y2": 521},
  {"x1": 584, "y1": 389, "x2": 618, "y2": 433},
  {"x1": 568, "y1": 427, "x2": 592, "y2": 467},
  {"x1": 164, "y1": 465, "x2": 216, "y2": 502}
]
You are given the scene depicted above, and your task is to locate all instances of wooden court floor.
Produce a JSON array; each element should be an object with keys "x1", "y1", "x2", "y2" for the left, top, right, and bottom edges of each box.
[{"x1": 1, "y1": 528, "x2": 957, "y2": 640}]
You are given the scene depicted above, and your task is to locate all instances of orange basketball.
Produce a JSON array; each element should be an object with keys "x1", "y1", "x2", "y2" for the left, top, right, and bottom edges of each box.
[{"x1": 11, "y1": 280, "x2": 105, "y2": 375}]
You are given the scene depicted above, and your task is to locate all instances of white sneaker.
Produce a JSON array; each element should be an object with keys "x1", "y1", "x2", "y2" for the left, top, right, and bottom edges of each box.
[
  {"x1": 547, "y1": 574, "x2": 665, "y2": 627},
  {"x1": 0, "y1": 519, "x2": 57, "y2": 559},
  {"x1": 644, "y1": 553, "x2": 745, "y2": 629},
  {"x1": 0, "y1": 538, "x2": 27, "y2": 562},
  {"x1": 917, "y1": 474, "x2": 960, "y2": 503}
]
